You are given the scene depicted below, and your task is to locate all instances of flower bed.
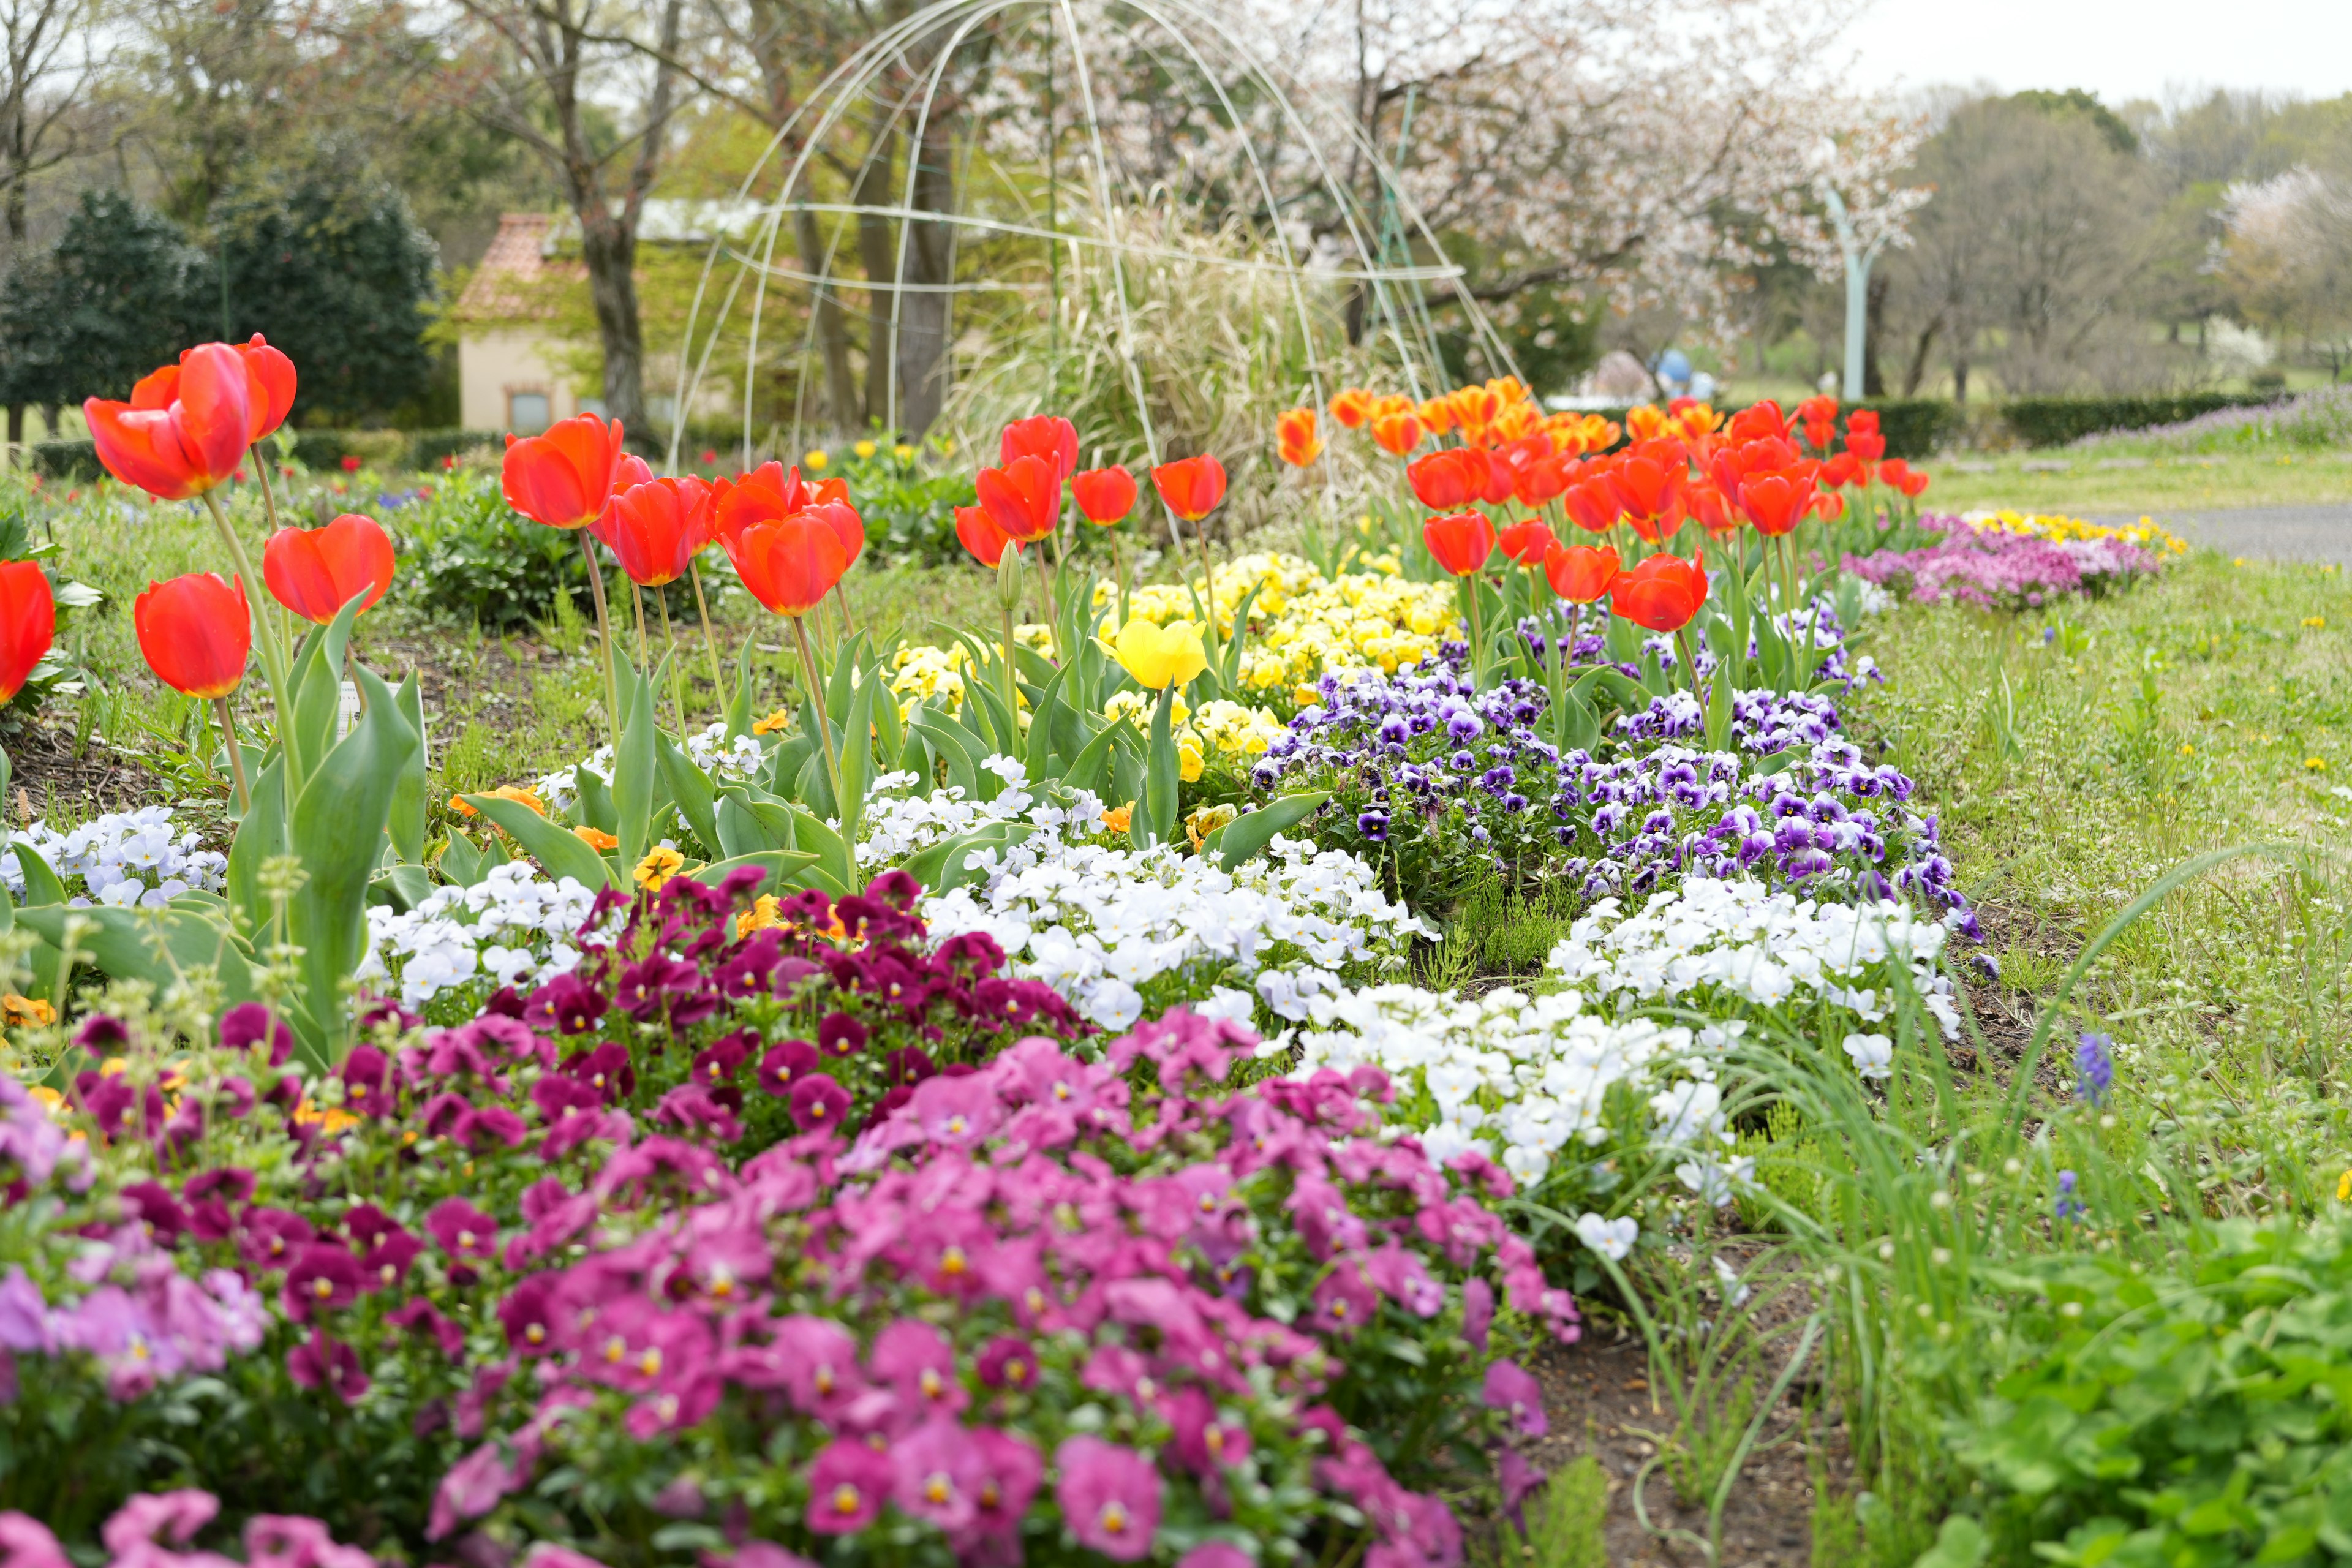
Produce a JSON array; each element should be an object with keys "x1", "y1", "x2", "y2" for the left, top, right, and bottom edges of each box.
[{"x1": 1843, "y1": 512, "x2": 2182, "y2": 609}]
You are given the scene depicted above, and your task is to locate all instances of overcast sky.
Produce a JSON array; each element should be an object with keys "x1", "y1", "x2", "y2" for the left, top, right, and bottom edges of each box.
[{"x1": 1841, "y1": 0, "x2": 2352, "y2": 106}]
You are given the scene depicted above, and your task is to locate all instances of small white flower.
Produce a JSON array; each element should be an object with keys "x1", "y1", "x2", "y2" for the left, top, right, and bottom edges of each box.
[
  {"x1": 1574, "y1": 1212, "x2": 1637, "y2": 1261},
  {"x1": 1842, "y1": 1032, "x2": 1894, "y2": 1080}
]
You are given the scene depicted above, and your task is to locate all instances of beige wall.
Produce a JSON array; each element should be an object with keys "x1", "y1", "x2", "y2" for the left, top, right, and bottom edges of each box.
[{"x1": 459, "y1": 327, "x2": 594, "y2": 433}]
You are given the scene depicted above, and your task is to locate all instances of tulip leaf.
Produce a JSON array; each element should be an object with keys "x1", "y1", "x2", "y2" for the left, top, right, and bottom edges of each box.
[
  {"x1": 224, "y1": 755, "x2": 290, "y2": 937},
  {"x1": 12, "y1": 839, "x2": 65, "y2": 910},
  {"x1": 725, "y1": 636, "x2": 760, "y2": 739},
  {"x1": 657, "y1": 732, "x2": 722, "y2": 858},
  {"x1": 823, "y1": 631, "x2": 869, "y2": 724},
  {"x1": 612, "y1": 663, "x2": 658, "y2": 875},
  {"x1": 835, "y1": 671, "x2": 876, "y2": 848},
  {"x1": 438, "y1": 827, "x2": 488, "y2": 889},
  {"x1": 902, "y1": 822, "x2": 1033, "y2": 895},
  {"x1": 908, "y1": 710, "x2": 982, "y2": 801},
  {"x1": 870, "y1": 665, "x2": 905, "y2": 773},
  {"x1": 390, "y1": 673, "x2": 428, "y2": 864},
  {"x1": 1205, "y1": 791, "x2": 1327, "y2": 872},
  {"x1": 695, "y1": 850, "x2": 820, "y2": 896},
  {"x1": 1214, "y1": 582, "x2": 1265, "y2": 693},
  {"x1": 1135, "y1": 684, "x2": 1180, "y2": 849},
  {"x1": 792, "y1": 734, "x2": 840, "y2": 821},
  {"x1": 464, "y1": 793, "x2": 617, "y2": 892},
  {"x1": 368, "y1": 862, "x2": 434, "y2": 914},
  {"x1": 17, "y1": 902, "x2": 256, "y2": 1018},
  {"x1": 287, "y1": 663, "x2": 417, "y2": 1059},
  {"x1": 1023, "y1": 663, "x2": 1069, "y2": 781},
  {"x1": 1061, "y1": 711, "x2": 1133, "y2": 797},
  {"x1": 285, "y1": 594, "x2": 368, "y2": 793},
  {"x1": 782, "y1": 804, "x2": 856, "y2": 897},
  {"x1": 763, "y1": 731, "x2": 815, "y2": 802}
]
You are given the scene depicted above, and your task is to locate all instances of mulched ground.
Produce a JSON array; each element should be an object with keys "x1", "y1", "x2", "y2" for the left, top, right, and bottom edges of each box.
[{"x1": 3, "y1": 714, "x2": 173, "y2": 824}]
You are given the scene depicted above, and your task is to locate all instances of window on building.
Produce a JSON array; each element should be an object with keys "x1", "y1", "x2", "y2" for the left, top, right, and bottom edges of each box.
[{"x1": 508, "y1": 390, "x2": 551, "y2": 434}]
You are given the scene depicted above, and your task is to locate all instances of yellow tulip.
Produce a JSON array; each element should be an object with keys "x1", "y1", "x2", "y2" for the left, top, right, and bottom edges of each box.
[{"x1": 1110, "y1": 617, "x2": 1208, "y2": 691}]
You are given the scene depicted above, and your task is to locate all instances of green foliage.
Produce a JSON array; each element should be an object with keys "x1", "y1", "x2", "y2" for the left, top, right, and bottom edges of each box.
[
  {"x1": 213, "y1": 172, "x2": 439, "y2": 421},
  {"x1": 2000, "y1": 393, "x2": 2277, "y2": 448},
  {"x1": 0, "y1": 189, "x2": 206, "y2": 408},
  {"x1": 1483, "y1": 1454, "x2": 1610, "y2": 1568},
  {"x1": 1950, "y1": 1216, "x2": 2352, "y2": 1568},
  {"x1": 827, "y1": 441, "x2": 976, "y2": 562},
  {"x1": 390, "y1": 465, "x2": 590, "y2": 630}
]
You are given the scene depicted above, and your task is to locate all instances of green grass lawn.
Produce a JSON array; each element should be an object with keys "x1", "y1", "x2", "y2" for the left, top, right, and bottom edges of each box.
[{"x1": 1920, "y1": 449, "x2": 2352, "y2": 516}]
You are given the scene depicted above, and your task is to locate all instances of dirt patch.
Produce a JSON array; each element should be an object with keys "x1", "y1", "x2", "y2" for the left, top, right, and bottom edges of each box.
[{"x1": 2, "y1": 715, "x2": 174, "y2": 823}]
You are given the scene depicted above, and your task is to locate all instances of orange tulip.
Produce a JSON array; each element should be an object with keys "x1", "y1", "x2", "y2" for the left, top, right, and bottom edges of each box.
[
  {"x1": 1371, "y1": 413, "x2": 1425, "y2": 456},
  {"x1": 956, "y1": 504, "x2": 1017, "y2": 567},
  {"x1": 723, "y1": 512, "x2": 851, "y2": 617},
  {"x1": 1543, "y1": 541, "x2": 1618, "y2": 603},
  {"x1": 1623, "y1": 405, "x2": 1668, "y2": 443},
  {"x1": 136, "y1": 573, "x2": 252, "y2": 699},
  {"x1": 1329, "y1": 388, "x2": 1374, "y2": 429},
  {"x1": 605, "y1": 477, "x2": 720, "y2": 587},
  {"x1": 85, "y1": 342, "x2": 254, "y2": 500},
  {"x1": 1151, "y1": 455, "x2": 1227, "y2": 522},
  {"x1": 1071, "y1": 466, "x2": 1137, "y2": 526},
  {"x1": 1817, "y1": 452, "x2": 1861, "y2": 489},
  {"x1": 1688, "y1": 481, "x2": 1739, "y2": 539},
  {"x1": 1406, "y1": 448, "x2": 1491, "y2": 510},
  {"x1": 1725, "y1": 401, "x2": 1788, "y2": 445},
  {"x1": 1276, "y1": 407, "x2": 1322, "y2": 467},
  {"x1": 1498, "y1": 518, "x2": 1555, "y2": 567},
  {"x1": 1417, "y1": 396, "x2": 1456, "y2": 436},
  {"x1": 1609, "y1": 552, "x2": 1708, "y2": 633},
  {"x1": 1607, "y1": 439, "x2": 1689, "y2": 542},
  {"x1": 1881, "y1": 458, "x2": 1929, "y2": 499},
  {"x1": 262, "y1": 514, "x2": 396, "y2": 624},
  {"x1": 1000, "y1": 416, "x2": 1079, "y2": 481},
  {"x1": 975, "y1": 454, "x2": 1063, "y2": 543},
  {"x1": 502, "y1": 413, "x2": 626, "y2": 530},
  {"x1": 0, "y1": 561, "x2": 54, "y2": 703},
  {"x1": 1560, "y1": 475, "x2": 1621, "y2": 536},
  {"x1": 1422, "y1": 511, "x2": 1495, "y2": 578}
]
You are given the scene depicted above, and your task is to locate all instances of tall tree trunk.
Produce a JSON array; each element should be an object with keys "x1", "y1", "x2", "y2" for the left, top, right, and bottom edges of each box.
[
  {"x1": 1863, "y1": 271, "x2": 1889, "y2": 398},
  {"x1": 794, "y1": 205, "x2": 860, "y2": 435},
  {"x1": 896, "y1": 117, "x2": 954, "y2": 438},
  {"x1": 578, "y1": 211, "x2": 649, "y2": 435},
  {"x1": 854, "y1": 122, "x2": 898, "y2": 430},
  {"x1": 1902, "y1": 315, "x2": 1940, "y2": 398},
  {"x1": 1951, "y1": 356, "x2": 1969, "y2": 404}
]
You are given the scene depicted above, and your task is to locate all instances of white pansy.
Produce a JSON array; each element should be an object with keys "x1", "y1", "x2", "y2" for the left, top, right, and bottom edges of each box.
[
  {"x1": 4, "y1": 806, "x2": 227, "y2": 908},
  {"x1": 1575, "y1": 1213, "x2": 1638, "y2": 1261},
  {"x1": 1547, "y1": 878, "x2": 1961, "y2": 1039},
  {"x1": 357, "y1": 861, "x2": 602, "y2": 1008},
  {"x1": 1842, "y1": 1032, "x2": 1894, "y2": 1080}
]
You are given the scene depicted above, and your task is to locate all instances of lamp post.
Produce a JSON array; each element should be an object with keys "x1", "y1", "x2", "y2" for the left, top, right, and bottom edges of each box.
[{"x1": 1822, "y1": 184, "x2": 1889, "y2": 402}]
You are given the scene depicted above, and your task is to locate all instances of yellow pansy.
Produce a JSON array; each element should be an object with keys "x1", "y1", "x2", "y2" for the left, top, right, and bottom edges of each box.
[
  {"x1": 752, "y1": 707, "x2": 795, "y2": 736},
  {"x1": 804, "y1": 449, "x2": 829, "y2": 470},
  {"x1": 1178, "y1": 738, "x2": 1204, "y2": 782},
  {"x1": 854, "y1": 439, "x2": 877, "y2": 459},
  {"x1": 573, "y1": 825, "x2": 619, "y2": 850},
  {"x1": 1100, "y1": 804, "x2": 1133, "y2": 834},
  {"x1": 1111, "y1": 617, "x2": 1208, "y2": 691},
  {"x1": 635, "y1": 846, "x2": 687, "y2": 889}
]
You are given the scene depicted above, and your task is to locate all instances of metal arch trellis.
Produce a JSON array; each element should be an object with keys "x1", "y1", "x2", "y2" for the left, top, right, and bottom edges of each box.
[{"x1": 663, "y1": 0, "x2": 1523, "y2": 482}]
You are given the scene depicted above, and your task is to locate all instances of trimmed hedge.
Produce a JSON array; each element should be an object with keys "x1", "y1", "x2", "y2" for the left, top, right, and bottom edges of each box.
[
  {"x1": 2001, "y1": 393, "x2": 2280, "y2": 448},
  {"x1": 408, "y1": 428, "x2": 502, "y2": 470},
  {"x1": 30, "y1": 440, "x2": 101, "y2": 481}
]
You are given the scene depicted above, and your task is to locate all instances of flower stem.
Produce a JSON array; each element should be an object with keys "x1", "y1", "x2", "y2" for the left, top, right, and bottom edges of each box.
[
  {"x1": 214, "y1": 696, "x2": 251, "y2": 814},
  {"x1": 576, "y1": 531, "x2": 622, "y2": 742},
  {"x1": 657, "y1": 589, "x2": 687, "y2": 731},
  {"x1": 198, "y1": 489, "x2": 293, "y2": 772},
  {"x1": 791, "y1": 612, "x2": 843, "y2": 810},
  {"x1": 687, "y1": 557, "x2": 728, "y2": 718}
]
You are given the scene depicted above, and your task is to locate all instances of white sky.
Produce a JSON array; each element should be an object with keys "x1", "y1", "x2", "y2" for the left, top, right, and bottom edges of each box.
[{"x1": 1840, "y1": 0, "x2": 2352, "y2": 107}]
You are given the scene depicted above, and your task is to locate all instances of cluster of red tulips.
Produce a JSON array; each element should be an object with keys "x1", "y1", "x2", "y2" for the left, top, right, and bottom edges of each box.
[{"x1": 948, "y1": 414, "x2": 1229, "y2": 590}]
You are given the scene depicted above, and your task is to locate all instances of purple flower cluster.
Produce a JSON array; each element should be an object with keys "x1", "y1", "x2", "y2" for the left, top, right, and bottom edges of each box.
[
  {"x1": 1254, "y1": 660, "x2": 1972, "y2": 927},
  {"x1": 1844, "y1": 518, "x2": 2164, "y2": 611}
]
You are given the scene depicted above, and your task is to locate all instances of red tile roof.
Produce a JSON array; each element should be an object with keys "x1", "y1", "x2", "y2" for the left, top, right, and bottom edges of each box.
[{"x1": 455, "y1": 214, "x2": 584, "y2": 321}]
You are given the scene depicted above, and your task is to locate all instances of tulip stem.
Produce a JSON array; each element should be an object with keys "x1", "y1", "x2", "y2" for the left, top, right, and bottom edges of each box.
[
  {"x1": 214, "y1": 696, "x2": 251, "y2": 815},
  {"x1": 687, "y1": 559, "x2": 728, "y2": 720},
  {"x1": 657, "y1": 590, "x2": 687, "y2": 732},
  {"x1": 791, "y1": 614, "x2": 844, "y2": 814},
  {"x1": 576, "y1": 532, "x2": 622, "y2": 742},
  {"x1": 198, "y1": 490, "x2": 293, "y2": 775},
  {"x1": 244, "y1": 450, "x2": 299, "y2": 678},
  {"x1": 1676, "y1": 628, "x2": 1705, "y2": 710},
  {"x1": 629, "y1": 580, "x2": 650, "y2": 671},
  {"x1": 1110, "y1": 530, "x2": 1129, "y2": 628}
]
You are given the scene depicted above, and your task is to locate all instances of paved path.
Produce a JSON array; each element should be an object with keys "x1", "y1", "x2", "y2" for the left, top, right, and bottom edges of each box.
[{"x1": 2094, "y1": 504, "x2": 2352, "y2": 566}]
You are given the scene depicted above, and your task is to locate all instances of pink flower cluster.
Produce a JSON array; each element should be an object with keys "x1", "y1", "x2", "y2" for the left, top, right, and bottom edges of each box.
[
  {"x1": 1844, "y1": 516, "x2": 2163, "y2": 610},
  {"x1": 0, "y1": 1488, "x2": 371, "y2": 1568}
]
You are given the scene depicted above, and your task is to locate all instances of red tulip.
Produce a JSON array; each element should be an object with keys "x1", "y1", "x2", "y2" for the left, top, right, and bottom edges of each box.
[
  {"x1": 1738, "y1": 470, "x2": 1816, "y2": 538},
  {"x1": 976, "y1": 454, "x2": 1062, "y2": 543},
  {"x1": 1152, "y1": 455, "x2": 1227, "y2": 522},
  {"x1": 1422, "y1": 511, "x2": 1495, "y2": 577},
  {"x1": 723, "y1": 513, "x2": 851, "y2": 618},
  {"x1": 85, "y1": 342, "x2": 254, "y2": 500},
  {"x1": 1561, "y1": 474, "x2": 1621, "y2": 535},
  {"x1": 1844, "y1": 413, "x2": 1886, "y2": 461},
  {"x1": 1609, "y1": 552, "x2": 1708, "y2": 633},
  {"x1": 1502, "y1": 435, "x2": 1570, "y2": 506},
  {"x1": 1499, "y1": 518, "x2": 1556, "y2": 567},
  {"x1": 956, "y1": 504, "x2": 1017, "y2": 568},
  {"x1": 263, "y1": 514, "x2": 396, "y2": 624},
  {"x1": 1543, "y1": 541, "x2": 1619, "y2": 603},
  {"x1": 1845, "y1": 409, "x2": 1880, "y2": 434},
  {"x1": 605, "y1": 477, "x2": 718, "y2": 587},
  {"x1": 1881, "y1": 458, "x2": 1929, "y2": 499},
  {"x1": 1071, "y1": 466, "x2": 1137, "y2": 526},
  {"x1": 1607, "y1": 440, "x2": 1689, "y2": 542},
  {"x1": 1688, "y1": 481, "x2": 1739, "y2": 538},
  {"x1": 1000, "y1": 416, "x2": 1079, "y2": 481},
  {"x1": 1405, "y1": 448, "x2": 1491, "y2": 510},
  {"x1": 1794, "y1": 394, "x2": 1838, "y2": 429},
  {"x1": 235, "y1": 336, "x2": 298, "y2": 440},
  {"x1": 502, "y1": 413, "x2": 625, "y2": 530},
  {"x1": 1371, "y1": 413, "x2": 1425, "y2": 456},
  {"x1": 1817, "y1": 452, "x2": 1861, "y2": 489},
  {"x1": 711, "y1": 464, "x2": 848, "y2": 549},
  {"x1": 1276, "y1": 407, "x2": 1322, "y2": 467},
  {"x1": 0, "y1": 561, "x2": 54, "y2": 703},
  {"x1": 136, "y1": 573, "x2": 252, "y2": 698},
  {"x1": 1725, "y1": 401, "x2": 1787, "y2": 445}
]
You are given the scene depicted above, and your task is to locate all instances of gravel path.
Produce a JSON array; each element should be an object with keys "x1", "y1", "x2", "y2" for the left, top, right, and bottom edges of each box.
[{"x1": 2095, "y1": 504, "x2": 2352, "y2": 565}]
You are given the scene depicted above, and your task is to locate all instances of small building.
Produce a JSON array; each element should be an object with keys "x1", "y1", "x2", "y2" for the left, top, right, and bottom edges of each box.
[{"x1": 454, "y1": 205, "x2": 763, "y2": 436}]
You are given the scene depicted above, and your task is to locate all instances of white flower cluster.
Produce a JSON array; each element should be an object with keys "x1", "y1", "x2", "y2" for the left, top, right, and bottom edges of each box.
[
  {"x1": 356, "y1": 861, "x2": 600, "y2": 1007},
  {"x1": 1292, "y1": 983, "x2": 1726, "y2": 1188},
  {"x1": 533, "y1": 722, "x2": 763, "y2": 815},
  {"x1": 856, "y1": 757, "x2": 1041, "y2": 862},
  {"x1": 1545, "y1": 878, "x2": 1962, "y2": 1041},
  {"x1": 2, "y1": 807, "x2": 227, "y2": 908},
  {"x1": 887, "y1": 773, "x2": 1426, "y2": 1031}
]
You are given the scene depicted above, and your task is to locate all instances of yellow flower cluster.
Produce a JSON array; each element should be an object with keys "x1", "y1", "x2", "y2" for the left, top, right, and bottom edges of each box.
[
  {"x1": 1115, "y1": 552, "x2": 1462, "y2": 687},
  {"x1": 1973, "y1": 510, "x2": 2191, "y2": 556},
  {"x1": 1187, "y1": 698, "x2": 1286, "y2": 761},
  {"x1": 889, "y1": 643, "x2": 970, "y2": 715}
]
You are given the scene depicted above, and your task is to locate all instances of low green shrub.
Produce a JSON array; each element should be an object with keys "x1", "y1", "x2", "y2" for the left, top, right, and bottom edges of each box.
[
  {"x1": 2000, "y1": 393, "x2": 2278, "y2": 448},
  {"x1": 1948, "y1": 1215, "x2": 2352, "y2": 1567},
  {"x1": 388, "y1": 464, "x2": 588, "y2": 628}
]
